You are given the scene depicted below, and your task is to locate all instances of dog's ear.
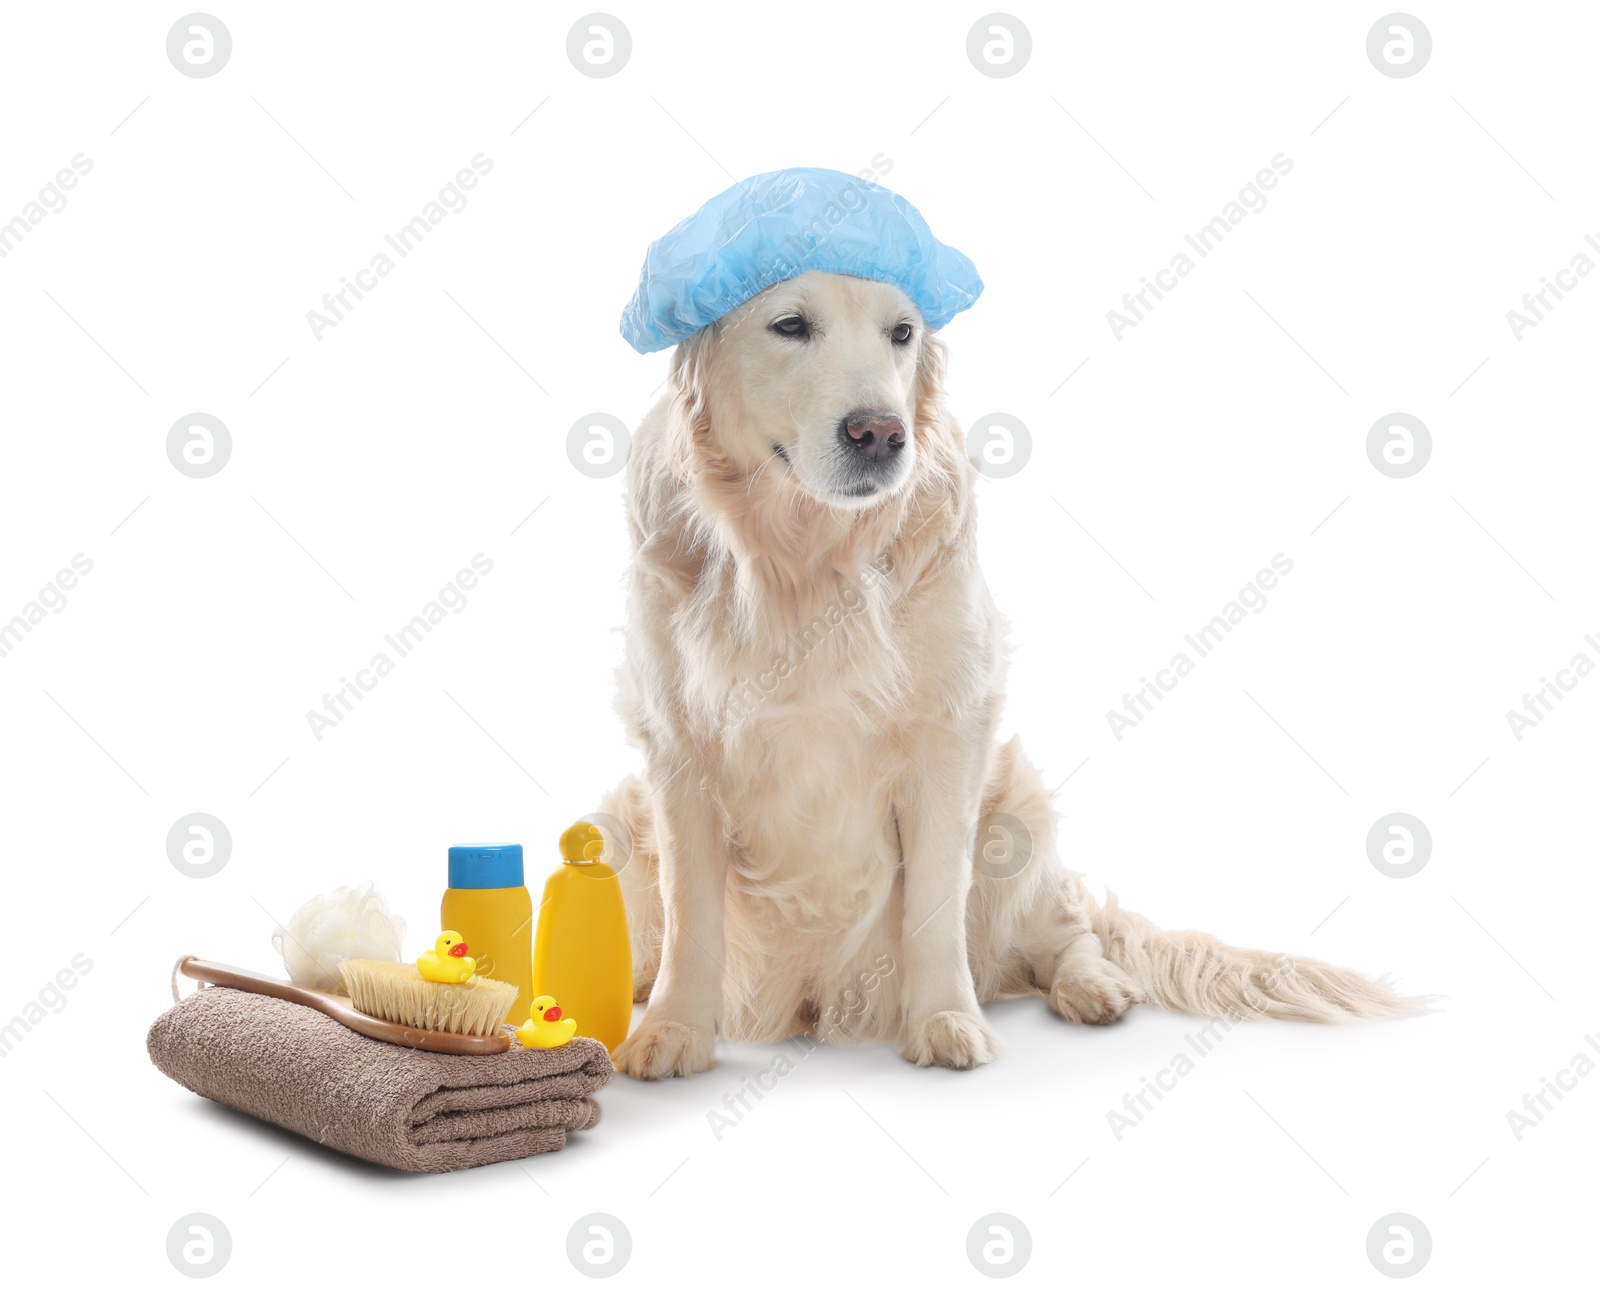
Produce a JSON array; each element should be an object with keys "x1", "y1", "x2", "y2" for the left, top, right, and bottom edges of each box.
[
  {"x1": 906, "y1": 328, "x2": 972, "y2": 533},
  {"x1": 912, "y1": 330, "x2": 951, "y2": 439},
  {"x1": 665, "y1": 325, "x2": 719, "y2": 482}
]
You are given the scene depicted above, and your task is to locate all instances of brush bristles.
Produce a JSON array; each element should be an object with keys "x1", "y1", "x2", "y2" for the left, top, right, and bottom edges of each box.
[{"x1": 337, "y1": 960, "x2": 517, "y2": 1037}]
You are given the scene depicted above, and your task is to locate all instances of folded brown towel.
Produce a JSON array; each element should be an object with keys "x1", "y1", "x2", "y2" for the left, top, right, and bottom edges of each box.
[{"x1": 148, "y1": 986, "x2": 612, "y2": 1173}]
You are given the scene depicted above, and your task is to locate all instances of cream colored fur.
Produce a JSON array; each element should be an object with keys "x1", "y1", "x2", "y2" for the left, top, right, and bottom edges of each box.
[{"x1": 602, "y1": 271, "x2": 1419, "y2": 1079}]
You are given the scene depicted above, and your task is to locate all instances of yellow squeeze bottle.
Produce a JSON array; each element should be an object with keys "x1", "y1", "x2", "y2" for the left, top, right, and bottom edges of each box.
[
  {"x1": 440, "y1": 843, "x2": 532, "y2": 1025},
  {"x1": 531, "y1": 822, "x2": 633, "y2": 1051}
]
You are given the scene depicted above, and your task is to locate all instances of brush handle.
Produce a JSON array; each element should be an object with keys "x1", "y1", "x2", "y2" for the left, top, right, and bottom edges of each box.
[{"x1": 178, "y1": 957, "x2": 511, "y2": 1055}]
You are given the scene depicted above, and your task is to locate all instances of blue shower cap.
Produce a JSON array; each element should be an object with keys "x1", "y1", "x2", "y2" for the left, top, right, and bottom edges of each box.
[{"x1": 619, "y1": 167, "x2": 983, "y2": 354}]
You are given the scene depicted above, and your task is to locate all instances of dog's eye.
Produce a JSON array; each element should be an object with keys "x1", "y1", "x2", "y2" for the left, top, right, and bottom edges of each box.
[
  {"x1": 891, "y1": 322, "x2": 914, "y2": 345},
  {"x1": 771, "y1": 315, "x2": 810, "y2": 340}
]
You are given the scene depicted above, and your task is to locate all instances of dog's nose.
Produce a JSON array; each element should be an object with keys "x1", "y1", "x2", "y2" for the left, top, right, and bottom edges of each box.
[{"x1": 838, "y1": 410, "x2": 907, "y2": 463}]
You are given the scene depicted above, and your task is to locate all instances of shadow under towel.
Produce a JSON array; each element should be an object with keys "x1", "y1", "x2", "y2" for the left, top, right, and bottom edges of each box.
[{"x1": 148, "y1": 986, "x2": 612, "y2": 1173}]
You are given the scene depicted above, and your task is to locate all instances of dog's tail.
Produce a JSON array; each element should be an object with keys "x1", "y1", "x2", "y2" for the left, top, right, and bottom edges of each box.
[{"x1": 1090, "y1": 892, "x2": 1431, "y2": 1022}]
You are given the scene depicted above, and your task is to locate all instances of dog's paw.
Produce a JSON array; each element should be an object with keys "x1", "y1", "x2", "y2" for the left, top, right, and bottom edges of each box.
[
  {"x1": 611, "y1": 1018, "x2": 714, "y2": 1080},
  {"x1": 1050, "y1": 958, "x2": 1141, "y2": 1025},
  {"x1": 900, "y1": 1010, "x2": 997, "y2": 1070}
]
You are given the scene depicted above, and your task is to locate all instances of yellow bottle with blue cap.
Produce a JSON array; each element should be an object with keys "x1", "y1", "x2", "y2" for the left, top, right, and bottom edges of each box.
[
  {"x1": 532, "y1": 822, "x2": 633, "y2": 1051},
  {"x1": 440, "y1": 843, "x2": 532, "y2": 1025}
]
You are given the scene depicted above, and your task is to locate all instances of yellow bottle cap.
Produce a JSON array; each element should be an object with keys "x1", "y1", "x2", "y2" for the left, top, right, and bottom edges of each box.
[{"x1": 559, "y1": 820, "x2": 605, "y2": 864}]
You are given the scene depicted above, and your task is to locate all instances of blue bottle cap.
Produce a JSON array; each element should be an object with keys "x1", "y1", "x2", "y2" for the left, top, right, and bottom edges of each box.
[{"x1": 447, "y1": 842, "x2": 524, "y2": 888}]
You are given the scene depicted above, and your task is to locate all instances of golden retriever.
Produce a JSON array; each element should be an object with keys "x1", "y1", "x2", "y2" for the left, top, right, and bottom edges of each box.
[{"x1": 602, "y1": 270, "x2": 1414, "y2": 1079}]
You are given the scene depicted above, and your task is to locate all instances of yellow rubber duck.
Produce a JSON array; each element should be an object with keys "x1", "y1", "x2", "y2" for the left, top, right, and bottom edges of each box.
[
  {"x1": 515, "y1": 995, "x2": 578, "y2": 1049},
  {"x1": 417, "y1": 930, "x2": 477, "y2": 984}
]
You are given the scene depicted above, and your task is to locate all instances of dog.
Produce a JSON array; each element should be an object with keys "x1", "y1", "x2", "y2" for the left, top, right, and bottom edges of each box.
[{"x1": 601, "y1": 269, "x2": 1417, "y2": 1079}]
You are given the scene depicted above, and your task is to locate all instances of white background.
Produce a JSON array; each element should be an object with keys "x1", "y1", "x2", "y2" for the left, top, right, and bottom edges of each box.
[{"x1": 2, "y1": 1, "x2": 1595, "y2": 1287}]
